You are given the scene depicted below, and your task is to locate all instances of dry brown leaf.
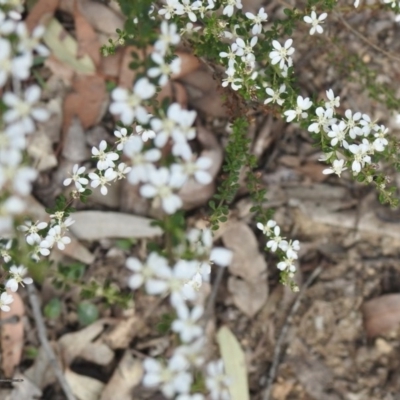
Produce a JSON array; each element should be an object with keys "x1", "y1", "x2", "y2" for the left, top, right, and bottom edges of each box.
[
  {"x1": 297, "y1": 162, "x2": 328, "y2": 182},
  {"x1": 100, "y1": 48, "x2": 124, "y2": 79},
  {"x1": 0, "y1": 291, "x2": 25, "y2": 377},
  {"x1": 73, "y1": 0, "x2": 101, "y2": 68},
  {"x1": 65, "y1": 368, "x2": 104, "y2": 400},
  {"x1": 59, "y1": 0, "x2": 124, "y2": 37},
  {"x1": 24, "y1": 343, "x2": 58, "y2": 390},
  {"x1": 25, "y1": 0, "x2": 59, "y2": 31},
  {"x1": 100, "y1": 351, "x2": 143, "y2": 400},
  {"x1": 155, "y1": 81, "x2": 188, "y2": 109},
  {"x1": 62, "y1": 74, "x2": 107, "y2": 137},
  {"x1": 9, "y1": 372, "x2": 42, "y2": 400},
  {"x1": 272, "y1": 380, "x2": 295, "y2": 400},
  {"x1": 227, "y1": 276, "x2": 268, "y2": 317},
  {"x1": 70, "y1": 211, "x2": 163, "y2": 240},
  {"x1": 222, "y1": 222, "x2": 267, "y2": 281},
  {"x1": 103, "y1": 315, "x2": 146, "y2": 350},
  {"x1": 118, "y1": 46, "x2": 139, "y2": 88},
  {"x1": 62, "y1": 117, "x2": 90, "y2": 162},
  {"x1": 59, "y1": 319, "x2": 115, "y2": 366},
  {"x1": 362, "y1": 294, "x2": 400, "y2": 338},
  {"x1": 45, "y1": 55, "x2": 75, "y2": 84}
]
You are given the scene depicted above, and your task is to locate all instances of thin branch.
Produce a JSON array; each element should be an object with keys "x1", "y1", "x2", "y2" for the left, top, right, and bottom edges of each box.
[
  {"x1": 334, "y1": 12, "x2": 400, "y2": 63},
  {"x1": 27, "y1": 284, "x2": 76, "y2": 400},
  {"x1": 204, "y1": 265, "x2": 225, "y2": 322},
  {"x1": 263, "y1": 266, "x2": 323, "y2": 400}
]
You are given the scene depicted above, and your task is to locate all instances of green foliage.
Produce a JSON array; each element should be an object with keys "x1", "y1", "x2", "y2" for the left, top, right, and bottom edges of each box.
[
  {"x1": 77, "y1": 301, "x2": 99, "y2": 326},
  {"x1": 44, "y1": 298, "x2": 62, "y2": 319},
  {"x1": 156, "y1": 313, "x2": 175, "y2": 334}
]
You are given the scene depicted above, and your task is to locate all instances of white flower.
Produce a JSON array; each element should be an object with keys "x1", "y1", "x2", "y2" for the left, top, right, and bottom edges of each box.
[
  {"x1": 140, "y1": 167, "x2": 184, "y2": 214},
  {"x1": 0, "y1": 240, "x2": 12, "y2": 263},
  {"x1": 344, "y1": 109, "x2": 362, "y2": 139},
  {"x1": 0, "y1": 38, "x2": 32, "y2": 87},
  {"x1": 222, "y1": 68, "x2": 242, "y2": 91},
  {"x1": 89, "y1": 168, "x2": 118, "y2": 195},
  {"x1": 109, "y1": 77, "x2": 156, "y2": 125},
  {"x1": 180, "y1": 22, "x2": 202, "y2": 36},
  {"x1": 12, "y1": 166, "x2": 38, "y2": 196},
  {"x1": 205, "y1": 359, "x2": 231, "y2": 400},
  {"x1": 31, "y1": 238, "x2": 52, "y2": 259},
  {"x1": 3, "y1": 85, "x2": 49, "y2": 134},
  {"x1": 171, "y1": 155, "x2": 213, "y2": 185},
  {"x1": 373, "y1": 125, "x2": 389, "y2": 151},
  {"x1": 280, "y1": 240, "x2": 300, "y2": 259},
  {"x1": 264, "y1": 84, "x2": 286, "y2": 106},
  {"x1": 266, "y1": 226, "x2": 288, "y2": 252},
  {"x1": 308, "y1": 107, "x2": 334, "y2": 133},
  {"x1": 235, "y1": 36, "x2": 258, "y2": 62},
  {"x1": 172, "y1": 303, "x2": 204, "y2": 342},
  {"x1": 325, "y1": 89, "x2": 340, "y2": 109},
  {"x1": 269, "y1": 39, "x2": 295, "y2": 70},
  {"x1": 219, "y1": 44, "x2": 238, "y2": 69},
  {"x1": 277, "y1": 255, "x2": 297, "y2": 272},
  {"x1": 303, "y1": 11, "x2": 327, "y2": 35},
  {"x1": 0, "y1": 10, "x2": 16, "y2": 35},
  {"x1": 283, "y1": 95, "x2": 312, "y2": 122},
  {"x1": 256, "y1": 220, "x2": 277, "y2": 236},
  {"x1": 0, "y1": 291, "x2": 13, "y2": 312},
  {"x1": 114, "y1": 127, "x2": 131, "y2": 151},
  {"x1": 359, "y1": 114, "x2": 378, "y2": 136},
  {"x1": 222, "y1": 0, "x2": 242, "y2": 17},
  {"x1": 158, "y1": 0, "x2": 184, "y2": 19},
  {"x1": 176, "y1": 394, "x2": 205, "y2": 400},
  {"x1": 45, "y1": 225, "x2": 71, "y2": 250},
  {"x1": 245, "y1": 7, "x2": 268, "y2": 35},
  {"x1": 148, "y1": 52, "x2": 181, "y2": 86},
  {"x1": 123, "y1": 136, "x2": 161, "y2": 185},
  {"x1": 196, "y1": 0, "x2": 215, "y2": 18},
  {"x1": 18, "y1": 220, "x2": 48, "y2": 246},
  {"x1": 91, "y1": 140, "x2": 119, "y2": 171},
  {"x1": 349, "y1": 142, "x2": 371, "y2": 173},
  {"x1": 136, "y1": 124, "x2": 156, "y2": 142},
  {"x1": 126, "y1": 252, "x2": 169, "y2": 291},
  {"x1": 154, "y1": 21, "x2": 180, "y2": 54},
  {"x1": 181, "y1": 0, "x2": 201, "y2": 22},
  {"x1": 327, "y1": 121, "x2": 349, "y2": 148},
  {"x1": 174, "y1": 338, "x2": 206, "y2": 368},
  {"x1": 322, "y1": 159, "x2": 347, "y2": 177},
  {"x1": 16, "y1": 23, "x2": 49, "y2": 56},
  {"x1": 63, "y1": 164, "x2": 89, "y2": 192},
  {"x1": 6, "y1": 265, "x2": 33, "y2": 292}
]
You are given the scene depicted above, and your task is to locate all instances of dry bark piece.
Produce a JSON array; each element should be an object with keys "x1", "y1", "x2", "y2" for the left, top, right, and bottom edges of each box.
[
  {"x1": 70, "y1": 211, "x2": 163, "y2": 240},
  {"x1": 0, "y1": 291, "x2": 25, "y2": 377},
  {"x1": 361, "y1": 294, "x2": 400, "y2": 338},
  {"x1": 100, "y1": 352, "x2": 143, "y2": 400}
]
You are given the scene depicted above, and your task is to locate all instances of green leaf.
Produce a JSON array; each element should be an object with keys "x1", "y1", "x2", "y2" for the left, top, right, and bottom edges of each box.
[
  {"x1": 44, "y1": 298, "x2": 62, "y2": 319},
  {"x1": 77, "y1": 302, "x2": 99, "y2": 326}
]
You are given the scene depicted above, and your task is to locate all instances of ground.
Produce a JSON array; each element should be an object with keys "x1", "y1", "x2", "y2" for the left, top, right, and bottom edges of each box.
[{"x1": 1, "y1": 0, "x2": 400, "y2": 399}]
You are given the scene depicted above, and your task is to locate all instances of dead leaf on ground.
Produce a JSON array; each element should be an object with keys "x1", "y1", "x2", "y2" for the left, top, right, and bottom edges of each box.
[
  {"x1": 25, "y1": 0, "x2": 59, "y2": 31},
  {"x1": 222, "y1": 222, "x2": 267, "y2": 281},
  {"x1": 172, "y1": 52, "x2": 201, "y2": 79},
  {"x1": 361, "y1": 294, "x2": 400, "y2": 338},
  {"x1": 271, "y1": 380, "x2": 295, "y2": 400},
  {"x1": 297, "y1": 162, "x2": 328, "y2": 183},
  {"x1": 100, "y1": 351, "x2": 143, "y2": 400},
  {"x1": 59, "y1": 319, "x2": 115, "y2": 366},
  {"x1": 9, "y1": 372, "x2": 42, "y2": 400},
  {"x1": 103, "y1": 315, "x2": 146, "y2": 350},
  {"x1": 228, "y1": 276, "x2": 268, "y2": 318},
  {"x1": 65, "y1": 368, "x2": 104, "y2": 400},
  {"x1": 217, "y1": 326, "x2": 249, "y2": 400},
  {"x1": 62, "y1": 117, "x2": 90, "y2": 162},
  {"x1": 61, "y1": 74, "x2": 107, "y2": 143},
  {"x1": 70, "y1": 211, "x2": 163, "y2": 240},
  {"x1": 73, "y1": 1, "x2": 101, "y2": 68},
  {"x1": 0, "y1": 291, "x2": 25, "y2": 377},
  {"x1": 44, "y1": 18, "x2": 96, "y2": 75},
  {"x1": 59, "y1": 0, "x2": 124, "y2": 37}
]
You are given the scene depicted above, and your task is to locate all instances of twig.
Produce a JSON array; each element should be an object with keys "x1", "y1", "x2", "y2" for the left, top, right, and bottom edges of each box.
[
  {"x1": 334, "y1": 12, "x2": 400, "y2": 63},
  {"x1": 263, "y1": 266, "x2": 322, "y2": 400},
  {"x1": 0, "y1": 315, "x2": 19, "y2": 326},
  {"x1": 204, "y1": 265, "x2": 225, "y2": 322},
  {"x1": 27, "y1": 284, "x2": 76, "y2": 400}
]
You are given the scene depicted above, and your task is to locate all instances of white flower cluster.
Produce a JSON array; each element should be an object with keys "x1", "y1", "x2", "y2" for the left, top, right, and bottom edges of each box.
[
  {"x1": 257, "y1": 220, "x2": 300, "y2": 279},
  {"x1": 307, "y1": 90, "x2": 389, "y2": 177},
  {"x1": 0, "y1": 7, "x2": 50, "y2": 234},
  {"x1": 126, "y1": 228, "x2": 233, "y2": 398},
  {"x1": 0, "y1": 4, "x2": 54, "y2": 309}
]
